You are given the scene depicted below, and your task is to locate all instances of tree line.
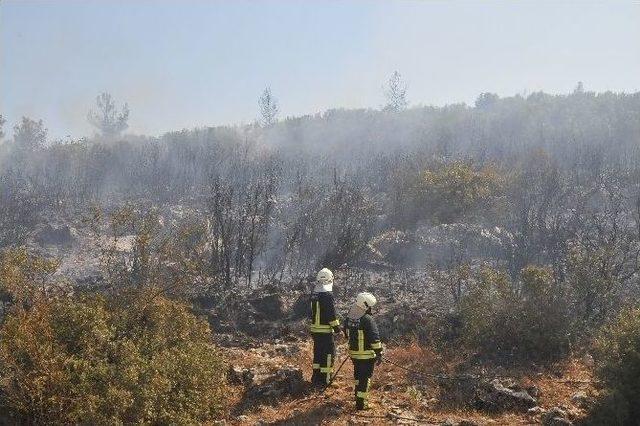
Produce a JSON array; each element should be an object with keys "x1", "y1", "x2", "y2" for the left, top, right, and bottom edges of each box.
[{"x1": 1, "y1": 84, "x2": 640, "y2": 422}]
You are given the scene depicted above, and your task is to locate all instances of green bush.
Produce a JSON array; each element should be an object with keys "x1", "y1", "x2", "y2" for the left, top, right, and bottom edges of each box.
[
  {"x1": 388, "y1": 161, "x2": 505, "y2": 228},
  {"x1": 459, "y1": 265, "x2": 570, "y2": 361},
  {"x1": 565, "y1": 243, "x2": 621, "y2": 332},
  {"x1": 0, "y1": 292, "x2": 227, "y2": 424},
  {"x1": 591, "y1": 307, "x2": 640, "y2": 425},
  {"x1": 419, "y1": 161, "x2": 505, "y2": 224}
]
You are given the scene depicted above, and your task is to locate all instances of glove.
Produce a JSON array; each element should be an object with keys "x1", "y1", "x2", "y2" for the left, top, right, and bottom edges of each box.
[{"x1": 375, "y1": 351, "x2": 383, "y2": 365}]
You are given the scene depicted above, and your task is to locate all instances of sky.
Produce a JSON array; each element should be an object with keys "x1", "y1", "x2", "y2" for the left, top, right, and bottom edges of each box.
[{"x1": 1, "y1": 0, "x2": 639, "y2": 140}]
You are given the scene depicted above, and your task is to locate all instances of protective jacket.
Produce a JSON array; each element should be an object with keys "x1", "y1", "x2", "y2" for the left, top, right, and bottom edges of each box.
[
  {"x1": 310, "y1": 290, "x2": 339, "y2": 386},
  {"x1": 345, "y1": 312, "x2": 382, "y2": 360},
  {"x1": 310, "y1": 291, "x2": 340, "y2": 333}
]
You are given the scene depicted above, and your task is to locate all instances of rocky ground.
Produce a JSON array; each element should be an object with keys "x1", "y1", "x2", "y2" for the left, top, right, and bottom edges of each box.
[
  {"x1": 217, "y1": 334, "x2": 597, "y2": 425},
  {"x1": 18, "y1": 215, "x2": 600, "y2": 425}
]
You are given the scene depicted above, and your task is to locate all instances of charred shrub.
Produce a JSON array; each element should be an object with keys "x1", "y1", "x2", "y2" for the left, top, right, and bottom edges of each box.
[
  {"x1": 318, "y1": 183, "x2": 376, "y2": 268},
  {"x1": 0, "y1": 174, "x2": 44, "y2": 248},
  {"x1": 565, "y1": 243, "x2": 625, "y2": 335}
]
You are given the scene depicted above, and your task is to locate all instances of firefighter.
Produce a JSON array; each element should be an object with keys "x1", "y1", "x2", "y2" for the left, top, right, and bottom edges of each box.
[
  {"x1": 344, "y1": 292, "x2": 383, "y2": 410},
  {"x1": 310, "y1": 268, "x2": 340, "y2": 387}
]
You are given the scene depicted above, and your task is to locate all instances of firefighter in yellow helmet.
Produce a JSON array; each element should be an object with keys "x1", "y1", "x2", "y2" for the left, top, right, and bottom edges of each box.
[
  {"x1": 344, "y1": 292, "x2": 383, "y2": 410},
  {"x1": 309, "y1": 268, "x2": 340, "y2": 387}
]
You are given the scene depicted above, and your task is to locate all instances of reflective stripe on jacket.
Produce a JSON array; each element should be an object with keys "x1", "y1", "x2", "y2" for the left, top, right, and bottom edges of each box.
[
  {"x1": 310, "y1": 291, "x2": 339, "y2": 333},
  {"x1": 345, "y1": 313, "x2": 382, "y2": 360}
]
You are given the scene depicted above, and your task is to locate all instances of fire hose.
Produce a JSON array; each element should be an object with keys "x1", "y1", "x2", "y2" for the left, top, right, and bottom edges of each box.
[{"x1": 320, "y1": 355, "x2": 349, "y2": 393}]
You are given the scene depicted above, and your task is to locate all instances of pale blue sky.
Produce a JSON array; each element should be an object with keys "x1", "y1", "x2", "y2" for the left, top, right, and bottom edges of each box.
[{"x1": 1, "y1": 0, "x2": 639, "y2": 139}]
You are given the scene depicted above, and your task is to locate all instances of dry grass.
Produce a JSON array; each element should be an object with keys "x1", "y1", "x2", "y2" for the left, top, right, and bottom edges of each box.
[{"x1": 222, "y1": 339, "x2": 596, "y2": 425}]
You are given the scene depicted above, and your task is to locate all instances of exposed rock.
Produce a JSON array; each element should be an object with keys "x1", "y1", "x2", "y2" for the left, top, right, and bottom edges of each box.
[
  {"x1": 368, "y1": 230, "x2": 414, "y2": 264},
  {"x1": 245, "y1": 367, "x2": 305, "y2": 402},
  {"x1": 526, "y1": 384, "x2": 541, "y2": 398},
  {"x1": 474, "y1": 379, "x2": 537, "y2": 413},
  {"x1": 327, "y1": 406, "x2": 343, "y2": 416},
  {"x1": 542, "y1": 407, "x2": 573, "y2": 426},
  {"x1": 571, "y1": 391, "x2": 589, "y2": 408},
  {"x1": 200, "y1": 291, "x2": 295, "y2": 339},
  {"x1": 437, "y1": 374, "x2": 481, "y2": 407},
  {"x1": 527, "y1": 406, "x2": 544, "y2": 416},
  {"x1": 370, "y1": 224, "x2": 515, "y2": 267},
  {"x1": 100, "y1": 234, "x2": 135, "y2": 252},
  {"x1": 416, "y1": 224, "x2": 514, "y2": 267},
  {"x1": 493, "y1": 377, "x2": 519, "y2": 390}
]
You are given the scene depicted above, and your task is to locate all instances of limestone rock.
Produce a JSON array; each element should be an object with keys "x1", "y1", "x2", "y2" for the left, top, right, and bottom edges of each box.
[
  {"x1": 474, "y1": 379, "x2": 537, "y2": 413},
  {"x1": 246, "y1": 367, "x2": 305, "y2": 401},
  {"x1": 542, "y1": 407, "x2": 573, "y2": 426},
  {"x1": 571, "y1": 391, "x2": 590, "y2": 408}
]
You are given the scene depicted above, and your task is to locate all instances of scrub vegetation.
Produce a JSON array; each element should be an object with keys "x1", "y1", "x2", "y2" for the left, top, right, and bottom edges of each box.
[
  {"x1": 1, "y1": 86, "x2": 640, "y2": 423},
  {"x1": 0, "y1": 250, "x2": 226, "y2": 424}
]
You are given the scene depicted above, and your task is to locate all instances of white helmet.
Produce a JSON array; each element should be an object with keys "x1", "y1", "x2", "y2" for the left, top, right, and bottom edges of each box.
[
  {"x1": 355, "y1": 292, "x2": 377, "y2": 310},
  {"x1": 314, "y1": 268, "x2": 334, "y2": 292},
  {"x1": 316, "y1": 268, "x2": 334, "y2": 283}
]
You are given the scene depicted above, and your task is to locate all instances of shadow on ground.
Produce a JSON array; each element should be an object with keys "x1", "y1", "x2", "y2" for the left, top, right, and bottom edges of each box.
[{"x1": 271, "y1": 401, "x2": 349, "y2": 426}]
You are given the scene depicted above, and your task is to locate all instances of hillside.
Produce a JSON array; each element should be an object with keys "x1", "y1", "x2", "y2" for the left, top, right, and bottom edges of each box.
[{"x1": 1, "y1": 91, "x2": 640, "y2": 424}]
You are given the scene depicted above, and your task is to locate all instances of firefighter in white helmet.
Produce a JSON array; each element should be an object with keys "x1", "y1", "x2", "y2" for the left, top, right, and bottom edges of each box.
[
  {"x1": 309, "y1": 268, "x2": 340, "y2": 386},
  {"x1": 344, "y1": 292, "x2": 383, "y2": 410}
]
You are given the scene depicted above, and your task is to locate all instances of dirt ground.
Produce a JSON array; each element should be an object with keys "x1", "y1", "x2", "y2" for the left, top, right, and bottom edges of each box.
[{"x1": 222, "y1": 338, "x2": 596, "y2": 425}]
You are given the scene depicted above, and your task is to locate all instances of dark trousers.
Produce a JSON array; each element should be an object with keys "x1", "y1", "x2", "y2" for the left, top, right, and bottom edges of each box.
[
  {"x1": 311, "y1": 333, "x2": 335, "y2": 385},
  {"x1": 352, "y1": 359, "x2": 375, "y2": 410}
]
